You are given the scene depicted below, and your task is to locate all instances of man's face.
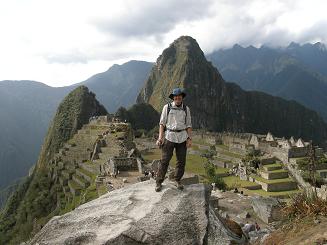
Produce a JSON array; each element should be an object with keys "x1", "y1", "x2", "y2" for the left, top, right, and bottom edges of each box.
[{"x1": 173, "y1": 94, "x2": 183, "y2": 105}]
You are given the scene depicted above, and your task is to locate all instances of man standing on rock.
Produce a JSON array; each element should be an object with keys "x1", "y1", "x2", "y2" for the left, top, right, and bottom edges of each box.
[{"x1": 155, "y1": 88, "x2": 192, "y2": 192}]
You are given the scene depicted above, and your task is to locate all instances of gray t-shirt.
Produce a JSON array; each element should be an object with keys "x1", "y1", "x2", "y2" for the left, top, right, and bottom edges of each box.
[{"x1": 159, "y1": 102, "x2": 192, "y2": 143}]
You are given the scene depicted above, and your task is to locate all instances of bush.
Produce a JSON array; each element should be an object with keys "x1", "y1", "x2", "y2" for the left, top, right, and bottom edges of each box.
[
  {"x1": 204, "y1": 161, "x2": 216, "y2": 178},
  {"x1": 201, "y1": 149, "x2": 216, "y2": 160},
  {"x1": 211, "y1": 175, "x2": 227, "y2": 190},
  {"x1": 204, "y1": 160, "x2": 227, "y2": 190},
  {"x1": 283, "y1": 192, "x2": 327, "y2": 219},
  {"x1": 134, "y1": 129, "x2": 146, "y2": 138}
]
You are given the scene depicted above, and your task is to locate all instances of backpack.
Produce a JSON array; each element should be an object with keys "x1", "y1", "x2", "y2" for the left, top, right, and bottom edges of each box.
[{"x1": 164, "y1": 102, "x2": 187, "y2": 131}]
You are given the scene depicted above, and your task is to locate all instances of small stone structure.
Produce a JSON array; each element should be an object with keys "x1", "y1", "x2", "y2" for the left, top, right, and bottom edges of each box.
[
  {"x1": 107, "y1": 157, "x2": 140, "y2": 173},
  {"x1": 251, "y1": 196, "x2": 282, "y2": 223},
  {"x1": 316, "y1": 185, "x2": 327, "y2": 200}
]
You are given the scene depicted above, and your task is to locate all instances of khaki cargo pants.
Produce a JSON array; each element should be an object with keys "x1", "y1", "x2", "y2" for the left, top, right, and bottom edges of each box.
[{"x1": 156, "y1": 138, "x2": 187, "y2": 184}]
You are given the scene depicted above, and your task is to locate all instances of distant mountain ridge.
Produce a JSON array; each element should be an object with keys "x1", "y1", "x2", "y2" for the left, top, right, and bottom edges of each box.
[
  {"x1": 207, "y1": 42, "x2": 327, "y2": 121},
  {"x1": 0, "y1": 81, "x2": 70, "y2": 193},
  {"x1": 137, "y1": 36, "x2": 327, "y2": 145},
  {"x1": 0, "y1": 60, "x2": 152, "y2": 195},
  {"x1": 80, "y1": 60, "x2": 153, "y2": 112},
  {"x1": 1, "y1": 40, "x2": 327, "y2": 201}
]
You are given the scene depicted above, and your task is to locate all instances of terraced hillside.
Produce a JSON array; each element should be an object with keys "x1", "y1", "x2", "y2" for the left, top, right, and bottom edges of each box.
[{"x1": 48, "y1": 118, "x2": 138, "y2": 212}]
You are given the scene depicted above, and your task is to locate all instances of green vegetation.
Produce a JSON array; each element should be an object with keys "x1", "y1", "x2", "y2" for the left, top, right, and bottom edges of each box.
[
  {"x1": 192, "y1": 138, "x2": 212, "y2": 146},
  {"x1": 141, "y1": 148, "x2": 162, "y2": 162},
  {"x1": 81, "y1": 183, "x2": 98, "y2": 204},
  {"x1": 252, "y1": 175, "x2": 295, "y2": 184},
  {"x1": 220, "y1": 150, "x2": 243, "y2": 159},
  {"x1": 268, "y1": 169, "x2": 289, "y2": 173},
  {"x1": 296, "y1": 156, "x2": 327, "y2": 187},
  {"x1": 216, "y1": 144, "x2": 229, "y2": 151},
  {"x1": 222, "y1": 176, "x2": 259, "y2": 190},
  {"x1": 142, "y1": 148, "x2": 229, "y2": 177},
  {"x1": 78, "y1": 168, "x2": 96, "y2": 181},
  {"x1": 38, "y1": 86, "x2": 107, "y2": 167},
  {"x1": 97, "y1": 185, "x2": 108, "y2": 196},
  {"x1": 0, "y1": 86, "x2": 107, "y2": 244},
  {"x1": 204, "y1": 161, "x2": 227, "y2": 190},
  {"x1": 245, "y1": 189, "x2": 301, "y2": 198},
  {"x1": 116, "y1": 103, "x2": 159, "y2": 132},
  {"x1": 264, "y1": 163, "x2": 283, "y2": 169}
]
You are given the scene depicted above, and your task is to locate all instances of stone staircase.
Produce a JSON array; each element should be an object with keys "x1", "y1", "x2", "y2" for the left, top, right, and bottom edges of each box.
[
  {"x1": 49, "y1": 120, "x2": 135, "y2": 202},
  {"x1": 248, "y1": 160, "x2": 298, "y2": 193}
]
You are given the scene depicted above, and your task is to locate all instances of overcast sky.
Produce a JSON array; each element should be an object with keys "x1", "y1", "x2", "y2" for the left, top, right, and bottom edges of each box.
[{"x1": 1, "y1": 0, "x2": 327, "y2": 87}]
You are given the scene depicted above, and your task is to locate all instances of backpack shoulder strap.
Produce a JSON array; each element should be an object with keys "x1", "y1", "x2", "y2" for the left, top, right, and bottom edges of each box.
[
  {"x1": 182, "y1": 104, "x2": 187, "y2": 124},
  {"x1": 182, "y1": 104, "x2": 187, "y2": 114},
  {"x1": 167, "y1": 103, "x2": 172, "y2": 117}
]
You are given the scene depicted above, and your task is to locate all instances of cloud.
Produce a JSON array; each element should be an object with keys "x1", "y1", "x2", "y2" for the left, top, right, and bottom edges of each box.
[
  {"x1": 44, "y1": 51, "x2": 89, "y2": 64},
  {"x1": 92, "y1": 0, "x2": 215, "y2": 39},
  {"x1": 297, "y1": 20, "x2": 327, "y2": 44},
  {"x1": 0, "y1": 0, "x2": 327, "y2": 86}
]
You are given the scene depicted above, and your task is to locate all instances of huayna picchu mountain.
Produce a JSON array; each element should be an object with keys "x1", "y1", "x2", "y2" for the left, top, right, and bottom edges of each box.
[
  {"x1": 137, "y1": 36, "x2": 327, "y2": 146},
  {"x1": 0, "y1": 86, "x2": 116, "y2": 244}
]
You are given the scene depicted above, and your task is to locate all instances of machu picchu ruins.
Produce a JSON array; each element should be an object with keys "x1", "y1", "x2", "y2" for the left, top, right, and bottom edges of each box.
[
  {"x1": 2, "y1": 32, "x2": 327, "y2": 245},
  {"x1": 191, "y1": 130, "x2": 327, "y2": 199},
  {"x1": 48, "y1": 115, "x2": 146, "y2": 208}
]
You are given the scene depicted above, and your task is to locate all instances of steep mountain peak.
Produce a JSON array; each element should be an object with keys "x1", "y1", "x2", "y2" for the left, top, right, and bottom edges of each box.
[
  {"x1": 169, "y1": 35, "x2": 203, "y2": 53},
  {"x1": 232, "y1": 43, "x2": 243, "y2": 49},
  {"x1": 314, "y1": 42, "x2": 327, "y2": 52},
  {"x1": 157, "y1": 36, "x2": 206, "y2": 70},
  {"x1": 37, "y1": 85, "x2": 107, "y2": 168},
  {"x1": 137, "y1": 35, "x2": 224, "y2": 111},
  {"x1": 287, "y1": 41, "x2": 301, "y2": 49}
]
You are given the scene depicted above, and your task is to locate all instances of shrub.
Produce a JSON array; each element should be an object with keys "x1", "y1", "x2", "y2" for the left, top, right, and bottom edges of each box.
[
  {"x1": 211, "y1": 175, "x2": 227, "y2": 190},
  {"x1": 204, "y1": 160, "x2": 227, "y2": 190},
  {"x1": 283, "y1": 191, "x2": 327, "y2": 219}
]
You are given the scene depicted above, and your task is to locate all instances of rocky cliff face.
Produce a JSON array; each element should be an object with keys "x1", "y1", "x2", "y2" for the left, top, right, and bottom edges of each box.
[
  {"x1": 29, "y1": 180, "x2": 246, "y2": 245},
  {"x1": 137, "y1": 36, "x2": 327, "y2": 145},
  {"x1": 0, "y1": 86, "x2": 107, "y2": 244}
]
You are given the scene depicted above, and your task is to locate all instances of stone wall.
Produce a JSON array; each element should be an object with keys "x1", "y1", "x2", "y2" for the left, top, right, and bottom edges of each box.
[
  {"x1": 285, "y1": 160, "x2": 311, "y2": 188},
  {"x1": 288, "y1": 146, "x2": 308, "y2": 158},
  {"x1": 108, "y1": 157, "x2": 139, "y2": 172}
]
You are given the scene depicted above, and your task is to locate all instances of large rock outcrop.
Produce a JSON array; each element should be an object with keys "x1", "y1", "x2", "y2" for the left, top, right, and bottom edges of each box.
[
  {"x1": 137, "y1": 36, "x2": 327, "y2": 145},
  {"x1": 29, "y1": 180, "x2": 246, "y2": 244}
]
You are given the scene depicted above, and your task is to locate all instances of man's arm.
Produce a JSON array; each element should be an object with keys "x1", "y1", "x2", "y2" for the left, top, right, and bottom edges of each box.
[
  {"x1": 186, "y1": 127, "x2": 192, "y2": 138},
  {"x1": 158, "y1": 124, "x2": 165, "y2": 141},
  {"x1": 156, "y1": 105, "x2": 167, "y2": 146},
  {"x1": 186, "y1": 106, "x2": 192, "y2": 147}
]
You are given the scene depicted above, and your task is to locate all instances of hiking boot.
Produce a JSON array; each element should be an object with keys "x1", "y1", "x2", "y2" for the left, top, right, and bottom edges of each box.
[
  {"x1": 175, "y1": 180, "x2": 184, "y2": 190},
  {"x1": 155, "y1": 183, "x2": 162, "y2": 192}
]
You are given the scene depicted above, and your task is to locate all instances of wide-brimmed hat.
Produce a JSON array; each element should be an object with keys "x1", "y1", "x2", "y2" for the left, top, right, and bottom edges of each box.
[{"x1": 169, "y1": 88, "x2": 186, "y2": 99}]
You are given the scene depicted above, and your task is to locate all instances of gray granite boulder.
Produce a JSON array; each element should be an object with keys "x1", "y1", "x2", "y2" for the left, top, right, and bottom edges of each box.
[{"x1": 29, "y1": 180, "x2": 247, "y2": 244}]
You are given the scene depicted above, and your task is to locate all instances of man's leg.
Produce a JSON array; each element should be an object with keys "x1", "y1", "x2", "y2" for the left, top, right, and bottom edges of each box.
[
  {"x1": 156, "y1": 139, "x2": 174, "y2": 185},
  {"x1": 174, "y1": 140, "x2": 187, "y2": 183}
]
